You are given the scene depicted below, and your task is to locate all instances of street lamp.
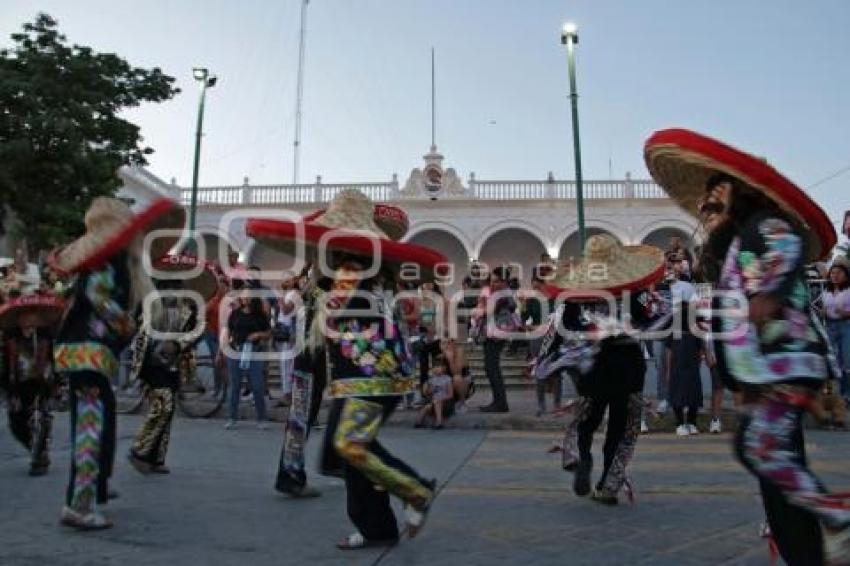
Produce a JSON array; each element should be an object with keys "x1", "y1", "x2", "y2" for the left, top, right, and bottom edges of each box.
[
  {"x1": 560, "y1": 22, "x2": 586, "y2": 255},
  {"x1": 187, "y1": 67, "x2": 217, "y2": 250}
]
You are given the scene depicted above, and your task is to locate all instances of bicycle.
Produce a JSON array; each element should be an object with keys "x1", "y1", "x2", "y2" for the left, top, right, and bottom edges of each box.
[{"x1": 176, "y1": 342, "x2": 227, "y2": 418}]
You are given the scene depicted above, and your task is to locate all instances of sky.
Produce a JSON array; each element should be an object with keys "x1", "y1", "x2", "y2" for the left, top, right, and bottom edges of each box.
[{"x1": 2, "y1": 0, "x2": 849, "y2": 226}]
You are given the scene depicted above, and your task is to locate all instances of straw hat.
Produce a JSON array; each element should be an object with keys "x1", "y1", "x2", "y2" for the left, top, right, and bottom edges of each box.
[
  {"x1": 304, "y1": 202, "x2": 410, "y2": 241},
  {"x1": 154, "y1": 254, "x2": 219, "y2": 301},
  {"x1": 544, "y1": 234, "x2": 665, "y2": 300},
  {"x1": 0, "y1": 294, "x2": 66, "y2": 331},
  {"x1": 49, "y1": 197, "x2": 185, "y2": 276},
  {"x1": 644, "y1": 128, "x2": 836, "y2": 262},
  {"x1": 246, "y1": 189, "x2": 445, "y2": 269}
]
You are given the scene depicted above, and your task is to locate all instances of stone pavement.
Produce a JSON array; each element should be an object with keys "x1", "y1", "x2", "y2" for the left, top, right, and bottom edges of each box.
[{"x1": 1, "y1": 413, "x2": 848, "y2": 565}]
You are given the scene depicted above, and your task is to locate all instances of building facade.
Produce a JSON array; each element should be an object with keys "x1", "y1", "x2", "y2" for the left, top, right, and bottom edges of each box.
[{"x1": 118, "y1": 145, "x2": 699, "y2": 287}]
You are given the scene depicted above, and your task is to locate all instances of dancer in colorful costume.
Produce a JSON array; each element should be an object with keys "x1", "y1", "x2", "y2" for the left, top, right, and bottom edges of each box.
[
  {"x1": 247, "y1": 190, "x2": 445, "y2": 549},
  {"x1": 533, "y1": 234, "x2": 664, "y2": 505},
  {"x1": 0, "y1": 294, "x2": 65, "y2": 475},
  {"x1": 50, "y1": 197, "x2": 184, "y2": 530},
  {"x1": 127, "y1": 254, "x2": 215, "y2": 474},
  {"x1": 646, "y1": 128, "x2": 847, "y2": 564}
]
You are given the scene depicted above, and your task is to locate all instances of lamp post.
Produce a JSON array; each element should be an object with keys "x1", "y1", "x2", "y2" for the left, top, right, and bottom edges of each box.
[
  {"x1": 561, "y1": 22, "x2": 586, "y2": 255},
  {"x1": 188, "y1": 67, "x2": 217, "y2": 248}
]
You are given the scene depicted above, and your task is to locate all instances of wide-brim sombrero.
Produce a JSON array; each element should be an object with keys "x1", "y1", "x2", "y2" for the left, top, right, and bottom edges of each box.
[
  {"x1": 644, "y1": 128, "x2": 836, "y2": 262},
  {"x1": 50, "y1": 197, "x2": 186, "y2": 275},
  {"x1": 302, "y1": 202, "x2": 410, "y2": 242},
  {"x1": 543, "y1": 234, "x2": 665, "y2": 301},
  {"x1": 0, "y1": 294, "x2": 66, "y2": 331},
  {"x1": 247, "y1": 189, "x2": 446, "y2": 271},
  {"x1": 154, "y1": 254, "x2": 220, "y2": 301}
]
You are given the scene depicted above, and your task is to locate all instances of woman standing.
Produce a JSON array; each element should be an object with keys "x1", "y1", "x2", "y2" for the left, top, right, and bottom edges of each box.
[
  {"x1": 822, "y1": 258, "x2": 850, "y2": 404},
  {"x1": 220, "y1": 289, "x2": 271, "y2": 429},
  {"x1": 666, "y1": 302, "x2": 704, "y2": 436},
  {"x1": 646, "y1": 128, "x2": 847, "y2": 563},
  {"x1": 51, "y1": 197, "x2": 184, "y2": 530}
]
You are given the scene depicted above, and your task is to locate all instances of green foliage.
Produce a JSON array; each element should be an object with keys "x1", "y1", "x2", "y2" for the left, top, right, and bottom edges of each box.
[{"x1": 0, "y1": 13, "x2": 179, "y2": 253}]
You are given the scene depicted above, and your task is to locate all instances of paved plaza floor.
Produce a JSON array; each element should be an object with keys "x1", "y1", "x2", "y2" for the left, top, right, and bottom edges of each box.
[{"x1": 1, "y1": 414, "x2": 848, "y2": 565}]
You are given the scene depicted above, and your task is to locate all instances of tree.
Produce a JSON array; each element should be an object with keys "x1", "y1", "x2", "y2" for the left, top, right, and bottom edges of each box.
[{"x1": 0, "y1": 13, "x2": 179, "y2": 255}]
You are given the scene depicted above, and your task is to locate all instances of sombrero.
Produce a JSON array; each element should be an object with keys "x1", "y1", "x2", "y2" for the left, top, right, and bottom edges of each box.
[
  {"x1": 154, "y1": 254, "x2": 220, "y2": 301},
  {"x1": 302, "y1": 202, "x2": 410, "y2": 241},
  {"x1": 543, "y1": 234, "x2": 665, "y2": 301},
  {"x1": 246, "y1": 189, "x2": 446, "y2": 270},
  {"x1": 49, "y1": 197, "x2": 186, "y2": 275},
  {"x1": 0, "y1": 294, "x2": 66, "y2": 331},
  {"x1": 644, "y1": 128, "x2": 836, "y2": 262}
]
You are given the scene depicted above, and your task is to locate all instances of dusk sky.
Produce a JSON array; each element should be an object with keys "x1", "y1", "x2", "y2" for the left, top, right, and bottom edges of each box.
[{"x1": 2, "y1": 1, "x2": 849, "y2": 225}]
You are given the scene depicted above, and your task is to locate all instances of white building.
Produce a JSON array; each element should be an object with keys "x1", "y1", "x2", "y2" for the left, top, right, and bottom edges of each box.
[{"x1": 119, "y1": 144, "x2": 699, "y2": 287}]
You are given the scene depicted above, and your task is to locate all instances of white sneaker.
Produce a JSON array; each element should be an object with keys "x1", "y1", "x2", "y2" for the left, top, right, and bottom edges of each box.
[
  {"x1": 224, "y1": 420, "x2": 237, "y2": 430},
  {"x1": 676, "y1": 424, "x2": 690, "y2": 437},
  {"x1": 640, "y1": 419, "x2": 649, "y2": 434},
  {"x1": 709, "y1": 418, "x2": 722, "y2": 434},
  {"x1": 687, "y1": 424, "x2": 700, "y2": 435},
  {"x1": 656, "y1": 400, "x2": 669, "y2": 415}
]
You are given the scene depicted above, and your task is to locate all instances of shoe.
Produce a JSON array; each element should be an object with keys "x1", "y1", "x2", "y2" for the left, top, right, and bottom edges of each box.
[
  {"x1": 479, "y1": 404, "x2": 509, "y2": 413},
  {"x1": 28, "y1": 465, "x2": 49, "y2": 477},
  {"x1": 283, "y1": 485, "x2": 321, "y2": 499},
  {"x1": 710, "y1": 417, "x2": 722, "y2": 434},
  {"x1": 591, "y1": 488, "x2": 619, "y2": 506},
  {"x1": 107, "y1": 489, "x2": 120, "y2": 501},
  {"x1": 127, "y1": 452, "x2": 153, "y2": 475},
  {"x1": 656, "y1": 400, "x2": 669, "y2": 415},
  {"x1": 433, "y1": 423, "x2": 444, "y2": 430},
  {"x1": 150, "y1": 465, "x2": 171, "y2": 475},
  {"x1": 336, "y1": 532, "x2": 398, "y2": 550},
  {"x1": 60, "y1": 506, "x2": 113, "y2": 531},
  {"x1": 676, "y1": 425, "x2": 690, "y2": 437},
  {"x1": 224, "y1": 420, "x2": 237, "y2": 430},
  {"x1": 687, "y1": 424, "x2": 700, "y2": 435},
  {"x1": 455, "y1": 402, "x2": 468, "y2": 414},
  {"x1": 573, "y1": 459, "x2": 592, "y2": 497},
  {"x1": 640, "y1": 419, "x2": 649, "y2": 434},
  {"x1": 535, "y1": 408, "x2": 545, "y2": 418}
]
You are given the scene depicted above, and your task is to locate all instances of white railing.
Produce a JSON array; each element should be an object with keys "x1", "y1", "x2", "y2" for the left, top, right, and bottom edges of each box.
[{"x1": 181, "y1": 178, "x2": 668, "y2": 206}]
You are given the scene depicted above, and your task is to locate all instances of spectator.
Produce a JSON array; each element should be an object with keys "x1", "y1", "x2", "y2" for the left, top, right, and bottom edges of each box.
[
  {"x1": 417, "y1": 281, "x2": 443, "y2": 391},
  {"x1": 415, "y1": 355, "x2": 453, "y2": 429},
  {"x1": 474, "y1": 265, "x2": 518, "y2": 413},
  {"x1": 524, "y1": 278, "x2": 560, "y2": 416},
  {"x1": 219, "y1": 288, "x2": 271, "y2": 429},
  {"x1": 821, "y1": 258, "x2": 850, "y2": 404},
  {"x1": 667, "y1": 302, "x2": 704, "y2": 436},
  {"x1": 272, "y1": 272, "x2": 299, "y2": 407}
]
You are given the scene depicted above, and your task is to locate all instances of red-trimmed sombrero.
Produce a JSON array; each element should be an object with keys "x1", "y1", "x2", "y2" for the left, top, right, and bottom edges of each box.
[
  {"x1": 49, "y1": 197, "x2": 186, "y2": 275},
  {"x1": 154, "y1": 254, "x2": 220, "y2": 301},
  {"x1": 0, "y1": 294, "x2": 66, "y2": 331},
  {"x1": 543, "y1": 234, "x2": 665, "y2": 301},
  {"x1": 302, "y1": 202, "x2": 410, "y2": 241},
  {"x1": 644, "y1": 128, "x2": 836, "y2": 262},
  {"x1": 247, "y1": 189, "x2": 445, "y2": 270}
]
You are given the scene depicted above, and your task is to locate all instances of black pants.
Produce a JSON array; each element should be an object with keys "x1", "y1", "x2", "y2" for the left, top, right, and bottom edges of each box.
[
  {"x1": 536, "y1": 375, "x2": 562, "y2": 411},
  {"x1": 323, "y1": 396, "x2": 433, "y2": 541},
  {"x1": 418, "y1": 340, "x2": 441, "y2": 386},
  {"x1": 483, "y1": 339, "x2": 508, "y2": 409},
  {"x1": 674, "y1": 406, "x2": 699, "y2": 426},
  {"x1": 735, "y1": 403, "x2": 826, "y2": 565},
  {"x1": 577, "y1": 392, "x2": 630, "y2": 489},
  {"x1": 65, "y1": 371, "x2": 116, "y2": 508}
]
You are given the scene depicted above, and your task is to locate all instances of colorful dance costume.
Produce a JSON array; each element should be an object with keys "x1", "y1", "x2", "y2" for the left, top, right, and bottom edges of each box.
[
  {"x1": 2, "y1": 325, "x2": 55, "y2": 475},
  {"x1": 646, "y1": 128, "x2": 848, "y2": 564},
  {"x1": 128, "y1": 299, "x2": 196, "y2": 471}
]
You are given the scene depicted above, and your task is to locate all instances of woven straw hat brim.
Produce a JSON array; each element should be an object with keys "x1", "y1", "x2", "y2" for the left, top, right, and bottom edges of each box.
[
  {"x1": 644, "y1": 128, "x2": 836, "y2": 262},
  {"x1": 544, "y1": 244, "x2": 666, "y2": 301},
  {"x1": 302, "y1": 203, "x2": 409, "y2": 242},
  {"x1": 154, "y1": 255, "x2": 219, "y2": 301},
  {"x1": 246, "y1": 219, "x2": 446, "y2": 269},
  {"x1": 0, "y1": 295, "x2": 66, "y2": 331},
  {"x1": 50, "y1": 199, "x2": 186, "y2": 275}
]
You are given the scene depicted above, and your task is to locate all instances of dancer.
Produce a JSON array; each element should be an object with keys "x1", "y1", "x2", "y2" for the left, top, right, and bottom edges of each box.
[
  {"x1": 533, "y1": 234, "x2": 664, "y2": 505},
  {"x1": 127, "y1": 254, "x2": 214, "y2": 474},
  {"x1": 248, "y1": 200, "x2": 414, "y2": 499},
  {"x1": 0, "y1": 294, "x2": 65, "y2": 475},
  {"x1": 247, "y1": 190, "x2": 445, "y2": 549},
  {"x1": 50, "y1": 197, "x2": 184, "y2": 530},
  {"x1": 646, "y1": 128, "x2": 847, "y2": 564}
]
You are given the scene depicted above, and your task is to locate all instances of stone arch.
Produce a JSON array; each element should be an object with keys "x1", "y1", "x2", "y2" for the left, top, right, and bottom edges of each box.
[
  {"x1": 406, "y1": 228, "x2": 470, "y2": 294},
  {"x1": 640, "y1": 226, "x2": 695, "y2": 253},
  {"x1": 557, "y1": 227, "x2": 623, "y2": 261},
  {"x1": 405, "y1": 222, "x2": 473, "y2": 259},
  {"x1": 477, "y1": 226, "x2": 547, "y2": 285},
  {"x1": 634, "y1": 218, "x2": 699, "y2": 247}
]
